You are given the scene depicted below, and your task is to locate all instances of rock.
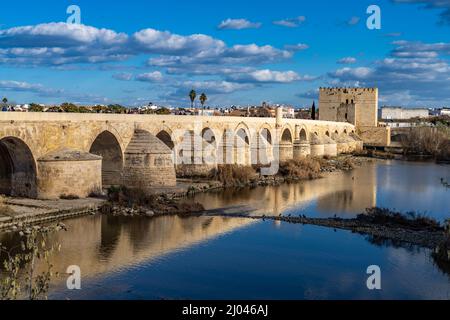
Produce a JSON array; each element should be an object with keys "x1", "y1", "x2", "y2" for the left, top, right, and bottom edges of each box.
[{"x1": 145, "y1": 210, "x2": 155, "y2": 217}]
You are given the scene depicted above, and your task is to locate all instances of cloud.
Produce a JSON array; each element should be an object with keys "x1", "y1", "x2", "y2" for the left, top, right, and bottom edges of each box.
[
  {"x1": 0, "y1": 23, "x2": 129, "y2": 65},
  {"x1": 181, "y1": 80, "x2": 252, "y2": 94},
  {"x1": 327, "y1": 40, "x2": 450, "y2": 105},
  {"x1": 284, "y1": 43, "x2": 309, "y2": 51},
  {"x1": 337, "y1": 57, "x2": 357, "y2": 64},
  {"x1": 297, "y1": 88, "x2": 319, "y2": 100},
  {"x1": 329, "y1": 67, "x2": 373, "y2": 79},
  {"x1": 227, "y1": 69, "x2": 316, "y2": 83},
  {"x1": 135, "y1": 71, "x2": 163, "y2": 82},
  {"x1": 112, "y1": 72, "x2": 133, "y2": 81},
  {"x1": 0, "y1": 80, "x2": 53, "y2": 93},
  {"x1": 218, "y1": 18, "x2": 262, "y2": 30},
  {"x1": 131, "y1": 28, "x2": 226, "y2": 56},
  {"x1": 347, "y1": 16, "x2": 361, "y2": 25},
  {"x1": 147, "y1": 43, "x2": 293, "y2": 73},
  {"x1": 273, "y1": 16, "x2": 306, "y2": 28},
  {"x1": 0, "y1": 79, "x2": 108, "y2": 104},
  {"x1": 0, "y1": 22, "x2": 292, "y2": 69},
  {"x1": 392, "y1": 0, "x2": 450, "y2": 25}
]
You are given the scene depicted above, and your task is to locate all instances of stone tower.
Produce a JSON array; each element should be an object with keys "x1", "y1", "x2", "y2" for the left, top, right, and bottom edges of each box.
[{"x1": 318, "y1": 87, "x2": 378, "y2": 127}]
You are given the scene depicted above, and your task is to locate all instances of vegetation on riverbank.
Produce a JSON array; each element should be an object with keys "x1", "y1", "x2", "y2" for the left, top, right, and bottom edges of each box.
[
  {"x1": 202, "y1": 207, "x2": 448, "y2": 256},
  {"x1": 357, "y1": 207, "x2": 442, "y2": 231},
  {"x1": 0, "y1": 196, "x2": 14, "y2": 216},
  {"x1": 179, "y1": 156, "x2": 360, "y2": 186},
  {"x1": 102, "y1": 186, "x2": 204, "y2": 217},
  {"x1": 400, "y1": 127, "x2": 450, "y2": 162},
  {"x1": 0, "y1": 223, "x2": 66, "y2": 300}
]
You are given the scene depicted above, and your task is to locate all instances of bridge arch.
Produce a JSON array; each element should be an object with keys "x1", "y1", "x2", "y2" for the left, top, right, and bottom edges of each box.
[
  {"x1": 281, "y1": 127, "x2": 293, "y2": 143},
  {"x1": 279, "y1": 126, "x2": 294, "y2": 162},
  {"x1": 0, "y1": 136, "x2": 37, "y2": 198},
  {"x1": 201, "y1": 127, "x2": 217, "y2": 165},
  {"x1": 234, "y1": 127, "x2": 251, "y2": 165},
  {"x1": 156, "y1": 130, "x2": 175, "y2": 150},
  {"x1": 257, "y1": 125, "x2": 273, "y2": 165},
  {"x1": 299, "y1": 128, "x2": 308, "y2": 142},
  {"x1": 89, "y1": 131, "x2": 124, "y2": 188}
]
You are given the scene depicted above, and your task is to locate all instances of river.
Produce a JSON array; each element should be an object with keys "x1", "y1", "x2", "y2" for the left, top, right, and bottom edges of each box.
[{"x1": 0, "y1": 160, "x2": 449, "y2": 299}]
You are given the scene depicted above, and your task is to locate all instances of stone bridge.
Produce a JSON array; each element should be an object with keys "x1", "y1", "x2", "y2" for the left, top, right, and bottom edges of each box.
[{"x1": 0, "y1": 111, "x2": 361, "y2": 199}]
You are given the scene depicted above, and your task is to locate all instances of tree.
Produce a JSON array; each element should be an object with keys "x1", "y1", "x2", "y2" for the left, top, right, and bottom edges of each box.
[
  {"x1": 311, "y1": 101, "x2": 316, "y2": 120},
  {"x1": 199, "y1": 93, "x2": 207, "y2": 113},
  {"x1": 60, "y1": 102, "x2": 79, "y2": 113},
  {"x1": 189, "y1": 89, "x2": 197, "y2": 108},
  {"x1": 29, "y1": 103, "x2": 44, "y2": 112},
  {"x1": 155, "y1": 107, "x2": 171, "y2": 115},
  {"x1": 107, "y1": 104, "x2": 127, "y2": 114},
  {"x1": 2, "y1": 97, "x2": 7, "y2": 105}
]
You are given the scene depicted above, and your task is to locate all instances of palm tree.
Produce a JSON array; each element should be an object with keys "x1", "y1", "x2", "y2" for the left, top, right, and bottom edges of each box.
[
  {"x1": 199, "y1": 93, "x2": 207, "y2": 114},
  {"x1": 2, "y1": 97, "x2": 8, "y2": 105},
  {"x1": 189, "y1": 89, "x2": 197, "y2": 109}
]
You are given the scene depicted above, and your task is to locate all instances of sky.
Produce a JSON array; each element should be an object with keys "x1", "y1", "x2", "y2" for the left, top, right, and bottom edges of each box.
[{"x1": 1, "y1": 0, "x2": 450, "y2": 108}]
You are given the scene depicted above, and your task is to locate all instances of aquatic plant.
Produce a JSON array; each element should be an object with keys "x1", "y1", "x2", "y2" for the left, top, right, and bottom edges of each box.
[{"x1": 0, "y1": 224, "x2": 66, "y2": 300}]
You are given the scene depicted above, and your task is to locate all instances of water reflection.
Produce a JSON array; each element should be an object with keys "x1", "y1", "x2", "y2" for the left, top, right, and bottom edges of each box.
[
  {"x1": 0, "y1": 215, "x2": 255, "y2": 284},
  {"x1": 192, "y1": 161, "x2": 449, "y2": 220},
  {"x1": 0, "y1": 160, "x2": 448, "y2": 299}
]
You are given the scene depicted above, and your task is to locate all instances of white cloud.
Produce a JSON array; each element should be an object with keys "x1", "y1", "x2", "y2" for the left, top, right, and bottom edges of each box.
[
  {"x1": 218, "y1": 18, "x2": 261, "y2": 30},
  {"x1": 273, "y1": 16, "x2": 306, "y2": 28},
  {"x1": 0, "y1": 80, "x2": 49, "y2": 93},
  {"x1": 328, "y1": 40, "x2": 450, "y2": 105},
  {"x1": 0, "y1": 22, "x2": 294, "y2": 76},
  {"x1": 228, "y1": 69, "x2": 316, "y2": 83},
  {"x1": 132, "y1": 28, "x2": 226, "y2": 56},
  {"x1": 0, "y1": 23, "x2": 129, "y2": 65},
  {"x1": 331, "y1": 67, "x2": 373, "y2": 79},
  {"x1": 337, "y1": 57, "x2": 357, "y2": 64},
  {"x1": 135, "y1": 71, "x2": 163, "y2": 82},
  {"x1": 284, "y1": 43, "x2": 309, "y2": 51}
]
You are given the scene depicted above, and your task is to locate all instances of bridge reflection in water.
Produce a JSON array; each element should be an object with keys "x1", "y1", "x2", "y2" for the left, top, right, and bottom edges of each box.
[
  {"x1": 0, "y1": 164, "x2": 377, "y2": 288},
  {"x1": 0, "y1": 215, "x2": 256, "y2": 286},
  {"x1": 192, "y1": 164, "x2": 377, "y2": 218}
]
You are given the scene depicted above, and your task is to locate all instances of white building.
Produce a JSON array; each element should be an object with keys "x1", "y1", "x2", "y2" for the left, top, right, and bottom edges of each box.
[
  {"x1": 441, "y1": 108, "x2": 450, "y2": 116},
  {"x1": 380, "y1": 106, "x2": 429, "y2": 120}
]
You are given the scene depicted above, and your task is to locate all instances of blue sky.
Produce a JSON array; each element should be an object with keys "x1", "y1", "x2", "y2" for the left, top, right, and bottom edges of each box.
[{"x1": 1, "y1": 0, "x2": 450, "y2": 107}]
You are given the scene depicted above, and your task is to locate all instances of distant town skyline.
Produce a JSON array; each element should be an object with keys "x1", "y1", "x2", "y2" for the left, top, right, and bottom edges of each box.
[{"x1": 1, "y1": 0, "x2": 450, "y2": 107}]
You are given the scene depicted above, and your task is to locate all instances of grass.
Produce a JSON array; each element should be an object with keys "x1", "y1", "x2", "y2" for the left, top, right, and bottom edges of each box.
[
  {"x1": 212, "y1": 165, "x2": 257, "y2": 186},
  {"x1": 105, "y1": 185, "x2": 205, "y2": 214},
  {"x1": 278, "y1": 158, "x2": 322, "y2": 180},
  {"x1": 357, "y1": 207, "x2": 443, "y2": 231},
  {"x1": 0, "y1": 195, "x2": 15, "y2": 216}
]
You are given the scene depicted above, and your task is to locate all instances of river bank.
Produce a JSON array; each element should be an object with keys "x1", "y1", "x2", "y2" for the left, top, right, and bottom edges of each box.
[
  {"x1": 0, "y1": 155, "x2": 371, "y2": 231},
  {"x1": 200, "y1": 207, "x2": 449, "y2": 250}
]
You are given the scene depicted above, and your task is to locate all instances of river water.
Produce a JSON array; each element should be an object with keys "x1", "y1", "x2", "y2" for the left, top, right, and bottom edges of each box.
[{"x1": 1, "y1": 160, "x2": 449, "y2": 299}]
